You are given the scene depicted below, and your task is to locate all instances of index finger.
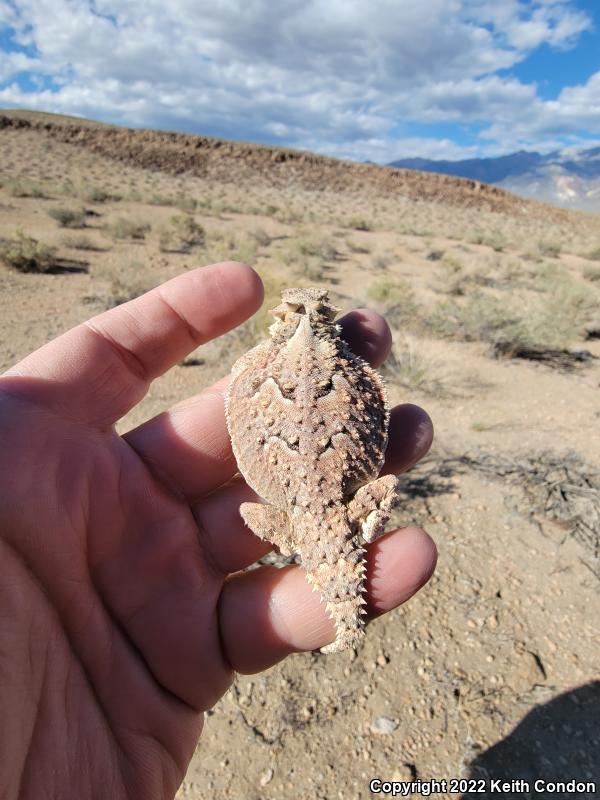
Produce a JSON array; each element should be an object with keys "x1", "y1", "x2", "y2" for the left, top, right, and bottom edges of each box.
[{"x1": 1, "y1": 262, "x2": 263, "y2": 428}]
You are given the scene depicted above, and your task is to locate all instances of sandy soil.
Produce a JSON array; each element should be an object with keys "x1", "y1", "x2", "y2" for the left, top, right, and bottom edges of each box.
[{"x1": 1, "y1": 113, "x2": 599, "y2": 800}]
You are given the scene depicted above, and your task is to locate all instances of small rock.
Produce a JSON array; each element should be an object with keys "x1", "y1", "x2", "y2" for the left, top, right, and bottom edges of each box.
[
  {"x1": 260, "y1": 768, "x2": 274, "y2": 787},
  {"x1": 393, "y1": 764, "x2": 417, "y2": 781},
  {"x1": 376, "y1": 654, "x2": 388, "y2": 667},
  {"x1": 370, "y1": 716, "x2": 398, "y2": 735}
]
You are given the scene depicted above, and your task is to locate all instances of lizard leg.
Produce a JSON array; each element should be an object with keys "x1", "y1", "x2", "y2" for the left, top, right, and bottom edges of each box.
[
  {"x1": 239, "y1": 502, "x2": 295, "y2": 557},
  {"x1": 347, "y1": 474, "x2": 400, "y2": 544}
]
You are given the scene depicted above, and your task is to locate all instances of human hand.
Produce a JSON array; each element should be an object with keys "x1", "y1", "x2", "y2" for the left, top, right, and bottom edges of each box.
[{"x1": 0, "y1": 262, "x2": 436, "y2": 799}]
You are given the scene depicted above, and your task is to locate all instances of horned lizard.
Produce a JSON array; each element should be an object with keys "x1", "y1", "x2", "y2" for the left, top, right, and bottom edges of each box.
[{"x1": 225, "y1": 288, "x2": 399, "y2": 652}]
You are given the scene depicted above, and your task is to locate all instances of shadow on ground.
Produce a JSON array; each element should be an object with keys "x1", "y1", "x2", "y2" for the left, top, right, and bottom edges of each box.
[{"x1": 463, "y1": 681, "x2": 600, "y2": 799}]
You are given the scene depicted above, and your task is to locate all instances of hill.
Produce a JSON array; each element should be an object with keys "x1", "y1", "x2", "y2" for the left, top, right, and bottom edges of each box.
[{"x1": 0, "y1": 109, "x2": 587, "y2": 225}]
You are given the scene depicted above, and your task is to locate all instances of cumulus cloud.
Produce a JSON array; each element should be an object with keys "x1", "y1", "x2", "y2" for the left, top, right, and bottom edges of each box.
[
  {"x1": 0, "y1": 0, "x2": 596, "y2": 161},
  {"x1": 470, "y1": 0, "x2": 590, "y2": 50},
  {"x1": 481, "y1": 70, "x2": 600, "y2": 147}
]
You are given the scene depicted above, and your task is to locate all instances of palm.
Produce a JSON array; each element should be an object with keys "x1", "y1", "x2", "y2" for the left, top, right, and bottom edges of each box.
[{"x1": 0, "y1": 263, "x2": 436, "y2": 800}]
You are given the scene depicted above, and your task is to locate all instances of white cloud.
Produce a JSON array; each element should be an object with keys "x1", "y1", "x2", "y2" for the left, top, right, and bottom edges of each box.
[
  {"x1": 0, "y1": 0, "x2": 596, "y2": 162},
  {"x1": 481, "y1": 70, "x2": 600, "y2": 146},
  {"x1": 547, "y1": 71, "x2": 600, "y2": 128},
  {"x1": 314, "y1": 135, "x2": 485, "y2": 163},
  {"x1": 471, "y1": 0, "x2": 590, "y2": 50},
  {"x1": 0, "y1": 50, "x2": 39, "y2": 82}
]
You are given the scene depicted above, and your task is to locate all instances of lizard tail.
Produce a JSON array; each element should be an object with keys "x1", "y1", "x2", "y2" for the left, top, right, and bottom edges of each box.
[{"x1": 306, "y1": 550, "x2": 368, "y2": 653}]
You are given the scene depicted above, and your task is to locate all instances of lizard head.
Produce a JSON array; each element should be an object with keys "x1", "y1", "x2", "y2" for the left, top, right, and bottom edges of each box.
[{"x1": 270, "y1": 287, "x2": 339, "y2": 324}]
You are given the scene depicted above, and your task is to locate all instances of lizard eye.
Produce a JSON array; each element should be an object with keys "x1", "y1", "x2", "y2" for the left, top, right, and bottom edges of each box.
[{"x1": 270, "y1": 301, "x2": 303, "y2": 320}]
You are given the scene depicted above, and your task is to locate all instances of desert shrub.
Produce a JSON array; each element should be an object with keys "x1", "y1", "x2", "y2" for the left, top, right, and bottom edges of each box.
[
  {"x1": 367, "y1": 278, "x2": 419, "y2": 329},
  {"x1": 106, "y1": 263, "x2": 153, "y2": 307},
  {"x1": 382, "y1": 337, "x2": 445, "y2": 395},
  {"x1": 434, "y1": 261, "x2": 470, "y2": 296},
  {"x1": 291, "y1": 256, "x2": 326, "y2": 282},
  {"x1": 5, "y1": 180, "x2": 48, "y2": 198},
  {"x1": 62, "y1": 234, "x2": 106, "y2": 251},
  {"x1": 221, "y1": 201, "x2": 245, "y2": 214},
  {"x1": 147, "y1": 192, "x2": 198, "y2": 211},
  {"x1": 294, "y1": 234, "x2": 337, "y2": 261},
  {"x1": 396, "y1": 220, "x2": 434, "y2": 237},
  {"x1": 537, "y1": 240, "x2": 562, "y2": 258},
  {"x1": 0, "y1": 231, "x2": 57, "y2": 273},
  {"x1": 440, "y1": 253, "x2": 464, "y2": 271},
  {"x1": 532, "y1": 261, "x2": 570, "y2": 292},
  {"x1": 471, "y1": 421, "x2": 493, "y2": 432},
  {"x1": 372, "y1": 252, "x2": 393, "y2": 270},
  {"x1": 346, "y1": 238, "x2": 371, "y2": 254},
  {"x1": 583, "y1": 266, "x2": 600, "y2": 282},
  {"x1": 106, "y1": 217, "x2": 151, "y2": 240},
  {"x1": 148, "y1": 193, "x2": 176, "y2": 207},
  {"x1": 347, "y1": 216, "x2": 371, "y2": 231},
  {"x1": 231, "y1": 237, "x2": 259, "y2": 265},
  {"x1": 174, "y1": 195, "x2": 198, "y2": 213},
  {"x1": 470, "y1": 230, "x2": 506, "y2": 252},
  {"x1": 527, "y1": 281, "x2": 595, "y2": 348},
  {"x1": 159, "y1": 215, "x2": 205, "y2": 252},
  {"x1": 59, "y1": 178, "x2": 75, "y2": 195},
  {"x1": 427, "y1": 293, "x2": 525, "y2": 344},
  {"x1": 274, "y1": 207, "x2": 303, "y2": 224},
  {"x1": 278, "y1": 234, "x2": 326, "y2": 279},
  {"x1": 249, "y1": 227, "x2": 271, "y2": 247},
  {"x1": 521, "y1": 248, "x2": 544, "y2": 264},
  {"x1": 203, "y1": 231, "x2": 258, "y2": 266},
  {"x1": 494, "y1": 258, "x2": 527, "y2": 288},
  {"x1": 584, "y1": 246, "x2": 600, "y2": 261},
  {"x1": 368, "y1": 278, "x2": 403, "y2": 303},
  {"x1": 48, "y1": 207, "x2": 86, "y2": 228},
  {"x1": 427, "y1": 249, "x2": 445, "y2": 261},
  {"x1": 248, "y1": 203, "x2": 280, "y2": 217},
  {"x1": 82, "y1": 186, "x2": 122, "y2": 203},
  {"x1": 428, "y1": 282, "x2": 594, "y2": 350}
]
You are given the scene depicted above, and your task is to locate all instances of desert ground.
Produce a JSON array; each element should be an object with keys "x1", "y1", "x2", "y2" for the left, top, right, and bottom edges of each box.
[{"x1": 1, "y1": 111, "x2": 599, "y2": 799}]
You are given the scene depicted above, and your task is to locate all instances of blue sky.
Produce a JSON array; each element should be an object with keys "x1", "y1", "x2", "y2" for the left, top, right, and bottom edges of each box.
[{"x1": 0, "y1": 1, "x2": 599, "y2": 162}]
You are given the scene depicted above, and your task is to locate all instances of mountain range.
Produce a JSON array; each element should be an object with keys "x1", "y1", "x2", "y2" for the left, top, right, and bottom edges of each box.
[{"x1": 389, "y1": 147, "x2": 600, "y2": 213}]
